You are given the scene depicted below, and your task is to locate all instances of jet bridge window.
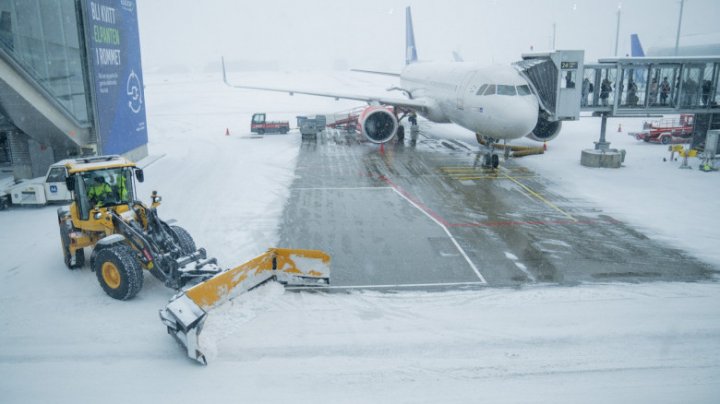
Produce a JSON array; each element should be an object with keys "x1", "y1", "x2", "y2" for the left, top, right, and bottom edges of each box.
[
  {"x1": 497, "y1": 85, "x2": 517, "y2": 96},
  {"x1": 516, "y1": 85, "x2": 531, "y2": 95},
  {"x1": 476, "y1": 84, "x2": 489, "y2": 95},
  {"x1": 483, "y1": 84, "x2": 496, "y2": 96},
  {"x1": 561, "y1": 70, "x2": 577, "y2": 89}
]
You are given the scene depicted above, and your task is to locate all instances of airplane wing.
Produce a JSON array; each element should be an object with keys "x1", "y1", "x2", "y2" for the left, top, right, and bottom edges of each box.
[
  {"x1": 221, "y1": 58, "x2": 426, "y2": 111},
  {"x1": 223, "y1": 80, "x2": 427, "y2": 111},
  {"x1": 349, "y1": 68, "x2": 401, "y2": 77}
]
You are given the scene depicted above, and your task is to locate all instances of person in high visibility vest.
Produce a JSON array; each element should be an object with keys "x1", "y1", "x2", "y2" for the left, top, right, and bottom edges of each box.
[
  {"x1": 118, "y1": 172, "x2": 128, "y2": 201},
  {"x1": 87, "y1": 176, "x2": 112, "y2": 207}
]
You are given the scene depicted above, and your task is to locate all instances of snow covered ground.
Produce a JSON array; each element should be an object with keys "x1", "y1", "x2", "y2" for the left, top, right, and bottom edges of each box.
[{"x1": 1, "y1": 71, "x2": 719, "y2": 403}]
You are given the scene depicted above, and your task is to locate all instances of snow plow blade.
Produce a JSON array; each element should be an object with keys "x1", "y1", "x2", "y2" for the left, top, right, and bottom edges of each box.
[{"x1": 159, "y1": 248, "x2": 330, "y2": 365}]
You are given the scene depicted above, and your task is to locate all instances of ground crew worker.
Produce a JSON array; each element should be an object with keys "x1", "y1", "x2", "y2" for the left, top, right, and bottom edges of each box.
[
  {"x1": 87, "y1": 175, "x2": 112, "y2": 207},
  {"x1": 118, "y1": 172, "x2": 128, "y2": 201},
  {"x1": 409, "y1": 111, "x2": 418, "y2": 126}
]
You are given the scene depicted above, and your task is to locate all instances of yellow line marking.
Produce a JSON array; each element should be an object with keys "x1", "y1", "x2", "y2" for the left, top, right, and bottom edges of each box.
[{"x1": 501, "y1": 174, "x2": 577, "y2": 222}]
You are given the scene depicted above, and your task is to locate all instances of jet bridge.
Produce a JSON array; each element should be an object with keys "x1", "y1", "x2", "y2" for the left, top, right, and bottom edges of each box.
[
  {"x1": 582, "y1": 56, "x2": 720, "y2": 116},
  {"x1": 516, "y1": 52, "x2": 720, "y2": 166},
  {"x1": 514, "y1": 50, "x2": 584, "y2": 122}
]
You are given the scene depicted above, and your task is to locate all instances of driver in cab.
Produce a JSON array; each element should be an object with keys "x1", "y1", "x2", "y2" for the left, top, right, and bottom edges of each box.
[{"x1": 87, "y1": 175, "x2": 112, "y2": 207}]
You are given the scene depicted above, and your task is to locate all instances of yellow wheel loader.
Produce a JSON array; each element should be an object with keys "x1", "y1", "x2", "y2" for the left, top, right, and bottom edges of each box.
[{"x1": 58, "y1": 155, "x2": 330, "y2": 364}]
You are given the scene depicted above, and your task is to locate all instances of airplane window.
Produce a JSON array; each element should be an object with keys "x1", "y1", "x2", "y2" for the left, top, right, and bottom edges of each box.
[
  {"x1": 483, "y1": 84, "x2": 496, "y2": 96},
  {"x1": 476, "y1": 84, "x2": 489, "y2": 95},
  {"x1": 516, "y1": 85, "x2": 531, "y2": 95},
  {"x1": 497, "y1": 85, "x2": 517, "y2": 96}
]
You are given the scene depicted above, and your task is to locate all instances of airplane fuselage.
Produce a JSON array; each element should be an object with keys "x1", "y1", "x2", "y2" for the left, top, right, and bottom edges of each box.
[{"x1": 400, "y1": 62, "x2": 539, "y2": 141}]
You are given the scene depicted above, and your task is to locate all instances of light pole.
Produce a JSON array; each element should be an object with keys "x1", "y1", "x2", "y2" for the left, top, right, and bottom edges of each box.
[
  {"x1": 614, "y1": 3, "x2": 622, "y2": 56},
  {"x1": 674, "y1": 0, "x2": 685, "y2": 56}
]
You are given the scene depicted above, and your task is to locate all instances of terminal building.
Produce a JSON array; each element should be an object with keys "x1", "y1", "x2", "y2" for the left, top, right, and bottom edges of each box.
[{"x1": 0, "y1": 0, "x2": 147, "y2": 180}]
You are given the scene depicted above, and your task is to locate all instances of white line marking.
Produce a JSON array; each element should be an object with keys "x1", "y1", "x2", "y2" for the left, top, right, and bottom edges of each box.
[
  {"x1": 388, "y1": 187, "x2": 487, "y2": 284},
  {"x1": 289, "y1": 185, "x2": 487, "y2": 286}
]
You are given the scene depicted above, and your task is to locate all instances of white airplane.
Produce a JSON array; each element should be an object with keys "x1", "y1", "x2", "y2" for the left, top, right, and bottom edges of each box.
[{"x1": 222, "y1": 7, "x2": 561, "y2": 168}]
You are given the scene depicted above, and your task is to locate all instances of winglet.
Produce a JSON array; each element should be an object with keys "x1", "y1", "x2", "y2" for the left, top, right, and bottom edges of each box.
[
  {"x1": 405, "y1": 7, "x2": 418, "y2": 65},
  {"x1": 630, "y1": 34, "x2": 645, "y2": 57}
]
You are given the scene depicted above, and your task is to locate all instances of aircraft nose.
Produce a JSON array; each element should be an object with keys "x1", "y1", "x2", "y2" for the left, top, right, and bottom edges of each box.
[{"x1": 497, "y1": 98, "x2": 538, "y2": 139}]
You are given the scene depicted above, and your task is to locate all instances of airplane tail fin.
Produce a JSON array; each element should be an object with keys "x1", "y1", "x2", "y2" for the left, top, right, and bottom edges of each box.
[
  {"x1": 405, "y1": 7, "x2": 418, "y2": 65},
  {"x1": 631, "y1": 34, "x2": 645, "y2": 57}
]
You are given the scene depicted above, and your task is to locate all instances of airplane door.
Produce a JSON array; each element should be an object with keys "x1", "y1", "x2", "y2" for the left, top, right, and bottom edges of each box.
[
  {"x1": 456, "y1": 72, "x2": 476, "y2": 110},
  {"x1": 44, "y1": 166, "x2": 71, "y2": 202}
]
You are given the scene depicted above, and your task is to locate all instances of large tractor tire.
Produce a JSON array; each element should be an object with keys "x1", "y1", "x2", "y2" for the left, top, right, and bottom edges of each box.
[
  {"x1": 58, "y1": 211, "x2": 84, "y2": 270},
  {"x1": 171, "y1": 225, "x2": 196, "y2": 254},
  {"x1": 93, "y1": 244, "x2": 143, "y2": 300}
]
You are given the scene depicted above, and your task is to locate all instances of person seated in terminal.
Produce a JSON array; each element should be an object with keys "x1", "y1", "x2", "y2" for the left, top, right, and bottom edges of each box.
[
  {"x1": 649, "y1": 78, "x2": 658, "y2": 105},
  {"x1": 581, "y1": 78, "x2": 591, "y2": 106},
  {"x1": 702, "y1": 80, "x2": 713, "y2": 106},
  {"x1": 87, "y1": 175, "x2": 112, "y2": 208},
  {"x1": 660, "y1": 77, "x2": 671, "y2": 105},
  {"x1": 600, "y1": 78, "x2": 612, "y2": 106},
  {"x1": 626, "y1": 79, "x2": 639, "y2": 106},
  {"x1": 682, "y1": 77, "x2": 698, "y2": 106},
  {"x1": 564, "y1": 71, "x2": 575, "y2": 89}
]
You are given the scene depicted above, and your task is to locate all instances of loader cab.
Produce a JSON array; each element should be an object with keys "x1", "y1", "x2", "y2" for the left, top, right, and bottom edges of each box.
[{"x1": 66, "y1": 166, "x2": 143, "y2": 221}]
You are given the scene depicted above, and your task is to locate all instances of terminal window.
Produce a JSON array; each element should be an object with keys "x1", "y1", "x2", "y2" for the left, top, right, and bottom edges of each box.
[
  {"x1": 0, "y1": 0, "x2": 90, "y2": 123},
  {"x1": 0, "y1": 133, "x2": 10, "y2": 165}
]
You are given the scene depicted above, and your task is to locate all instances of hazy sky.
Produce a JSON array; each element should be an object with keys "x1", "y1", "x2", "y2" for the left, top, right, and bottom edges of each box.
[{"x1": 137, "y1": 0, "x2": 720, "y2": 72}]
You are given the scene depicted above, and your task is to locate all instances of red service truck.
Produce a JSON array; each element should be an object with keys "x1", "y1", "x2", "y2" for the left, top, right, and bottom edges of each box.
[{"x1": 251, "y1": 113, "x2": 290, "y2": 134}]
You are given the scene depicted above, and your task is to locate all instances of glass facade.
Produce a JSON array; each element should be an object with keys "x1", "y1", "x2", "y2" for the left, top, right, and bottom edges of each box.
[{"x1": 0, "y1": 0, "x2": 90, "y2": 123}]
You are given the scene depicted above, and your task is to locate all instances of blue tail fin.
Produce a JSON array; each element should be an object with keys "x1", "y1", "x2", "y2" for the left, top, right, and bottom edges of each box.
[
  {"x1": 405, "y1": 7, "x2": 418, "y2": 65},
  {"x1": 630, "y1": 34, "x2": 645, "y2": 57}
]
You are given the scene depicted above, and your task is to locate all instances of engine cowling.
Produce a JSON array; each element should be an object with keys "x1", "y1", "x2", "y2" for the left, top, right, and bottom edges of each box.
[
  {"x1": 526, "y1": 114, "x2": 562, "y2": 142},
  {"x1": 359, "y1": 106, "x2": 398, "y2": 143}
]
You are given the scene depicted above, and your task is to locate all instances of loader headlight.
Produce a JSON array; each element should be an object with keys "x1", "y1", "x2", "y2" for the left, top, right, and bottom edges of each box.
[{"x1": 94, "y1": 211, "x2": 103, "y2": 220}]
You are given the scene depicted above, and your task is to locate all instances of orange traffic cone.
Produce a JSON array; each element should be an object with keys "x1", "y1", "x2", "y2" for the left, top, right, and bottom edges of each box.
[
  {"x1": 225, "y1": 128, "x2": 230, "y2": 136},
  {"x1": 617, "y1": 123, "x2": 622, "y2": 132}
]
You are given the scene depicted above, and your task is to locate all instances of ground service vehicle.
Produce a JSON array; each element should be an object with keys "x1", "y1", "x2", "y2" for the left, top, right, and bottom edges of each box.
[
  {"x1": 0, "y1": 160, "x2": 73, "y2": 209},
  {"x1": 251, "y1": 113, "x2": 290, "y2": 134},
  {"x1": 630, "y1": 114, "x2": 695, "y2": 145},
  {"x1": 57, "y1": 155, "x2": 330, "y2": 364},
  {"x1": 297, "y1": 115, "x2": 326, "y2": 138}
]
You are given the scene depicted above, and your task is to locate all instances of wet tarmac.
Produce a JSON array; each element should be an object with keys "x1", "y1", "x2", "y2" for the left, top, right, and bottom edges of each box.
[{"x1": 278, "y1": 127, "x2": 717, "y2": 290}]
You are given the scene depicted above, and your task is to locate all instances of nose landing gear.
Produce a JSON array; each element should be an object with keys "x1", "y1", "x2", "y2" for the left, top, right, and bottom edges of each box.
[{"x1": 479, "y1": 135, "x2": 500, "y2": 169}]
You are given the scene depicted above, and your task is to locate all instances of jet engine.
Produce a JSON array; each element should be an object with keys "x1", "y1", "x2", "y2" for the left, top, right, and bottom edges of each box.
[
  {"x1": 359, "y1": 106, "x2": 398, "y2": 143},
  {"x1": 526, "y1": 112, "x2": 562, "y2": 142}
]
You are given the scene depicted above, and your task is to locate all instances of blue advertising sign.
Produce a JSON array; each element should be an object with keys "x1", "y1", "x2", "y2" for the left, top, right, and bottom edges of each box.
[{"x1": 83, "y1": 0, "x2": 147, "y2": 155}]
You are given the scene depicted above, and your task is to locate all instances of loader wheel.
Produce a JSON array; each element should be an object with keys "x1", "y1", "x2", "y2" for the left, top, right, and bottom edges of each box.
[
  {"x1": 93, "y1": 245, "x2": 143, "y2": 300},
  {"x1": 171, "y1": 225, "x2": 196, "y2": 254},
  {"x1": 59, "y1": 218, "x2": 84, "y2": 270}
]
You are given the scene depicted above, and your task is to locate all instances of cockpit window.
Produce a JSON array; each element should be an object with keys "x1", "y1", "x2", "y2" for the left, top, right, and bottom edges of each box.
[
  {"x1": 483, "y1": 84, "x2": 496, "y2": 96},
  {"x1": 497, "y1": 85, "x2": 517, "y2": 96},
  {"x1": 476, "y1": 84, "x2": 489, "y2": 96},
  {"x1": 516, "y1": 85, "x2": 531, "y2": 95}
]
